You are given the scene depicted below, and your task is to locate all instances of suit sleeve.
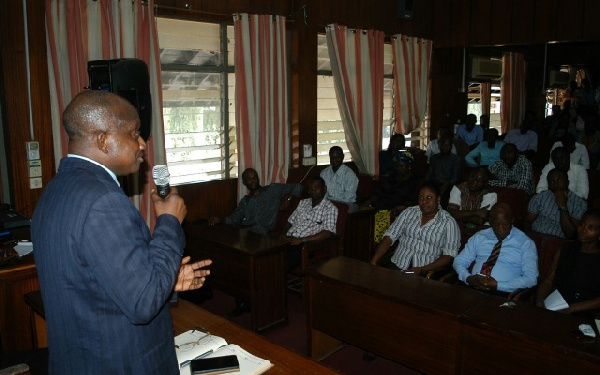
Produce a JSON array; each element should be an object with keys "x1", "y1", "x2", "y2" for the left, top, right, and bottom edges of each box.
[{"x1": 82, "y1": 191, "x2": 185, "y2": 324}]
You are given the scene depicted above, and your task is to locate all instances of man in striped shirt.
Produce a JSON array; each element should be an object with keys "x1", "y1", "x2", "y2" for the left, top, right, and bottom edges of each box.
[
  {"x1": 283, "y1": 176, "x2": 338, "y2": 271},
  {"x1": 525, "y1": 168, "x2": 587, "y2": 239},
  {"x1": 369, "y1": 181, "x2": 461, "y2": 276}
]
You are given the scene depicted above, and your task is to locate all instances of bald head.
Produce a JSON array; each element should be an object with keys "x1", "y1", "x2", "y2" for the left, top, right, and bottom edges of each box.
[
  {"x1": 489, "y1": 203, "x2": 513, "y2": 240},
  {"x1": 63, "y1": 90, "x2": 138, "y2": 142}
]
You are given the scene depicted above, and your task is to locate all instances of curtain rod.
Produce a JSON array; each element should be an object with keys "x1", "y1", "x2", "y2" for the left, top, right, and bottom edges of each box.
[{"x1": 152, "y1": 3, "x2": 295, "y2": 23}]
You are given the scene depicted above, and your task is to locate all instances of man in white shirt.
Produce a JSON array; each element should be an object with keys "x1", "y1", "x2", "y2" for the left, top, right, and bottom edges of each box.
[
  {"x1": 320, "y1": 146, "x2": 359, "y2": 203},
  {"x1": 537, "y1": 146, "x2": 589, "y2": 199},
  {"x1": 425, "y1": 126, "x2": 457, "y2": 163},
  {"x1": 550, "y1": 133, "x2": 590, "y2": 169}
]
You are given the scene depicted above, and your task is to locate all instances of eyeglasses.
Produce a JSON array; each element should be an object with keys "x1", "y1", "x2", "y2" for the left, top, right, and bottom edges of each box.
[{"x1": 175, "y1": 327, "x2": 212, "y2": 352}]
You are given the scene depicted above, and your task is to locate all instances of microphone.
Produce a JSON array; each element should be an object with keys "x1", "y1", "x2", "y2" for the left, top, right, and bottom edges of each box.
[{"x1": 152, "y1": 165, "x2": 171, "y2": 198}]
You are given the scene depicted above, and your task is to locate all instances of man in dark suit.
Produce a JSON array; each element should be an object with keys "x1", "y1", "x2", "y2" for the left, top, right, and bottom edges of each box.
[{"x1": 32, "y1": 90, "x2": 211, "y2": 374}]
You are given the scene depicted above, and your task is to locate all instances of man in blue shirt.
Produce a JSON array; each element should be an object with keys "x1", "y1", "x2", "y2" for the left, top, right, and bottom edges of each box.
[
  {"x1": 453, "y1": 203, "x2": 538, "y2": 295},
  {"x1": 456, "y1": 113, "x2": 484, "y2": 149}
]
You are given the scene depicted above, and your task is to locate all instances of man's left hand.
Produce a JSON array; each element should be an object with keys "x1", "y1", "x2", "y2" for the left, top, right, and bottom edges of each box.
[{"x1": 174, "y1": 257, "x2": 212, "y2": 292}]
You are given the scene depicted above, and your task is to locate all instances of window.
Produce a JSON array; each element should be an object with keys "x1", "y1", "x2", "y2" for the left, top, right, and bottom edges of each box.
[
  {"x1": 467, "y1": 82, "x2": 502, "y2": 132},
  {"x1": 157, "y1": 18, "x2": 237, "y2": 185},
  {"x1": 316, "y1": 35, "x2": 412, "y2": 165}
]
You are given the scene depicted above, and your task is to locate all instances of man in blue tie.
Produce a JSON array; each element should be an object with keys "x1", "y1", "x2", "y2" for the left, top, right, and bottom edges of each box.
[{"x1": 453, "y1": 203, "x2": 538, "y2": 295}]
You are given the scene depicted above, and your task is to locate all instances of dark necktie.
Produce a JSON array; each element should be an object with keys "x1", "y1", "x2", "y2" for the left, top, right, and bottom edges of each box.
[{"x1": 480, "y1": 239, "x2": 502, "y2": 277}]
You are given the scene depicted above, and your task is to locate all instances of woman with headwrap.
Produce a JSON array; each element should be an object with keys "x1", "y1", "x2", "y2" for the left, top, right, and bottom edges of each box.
[{"x1": 373, "y1": 150, "x2": 423, "y2": 243}]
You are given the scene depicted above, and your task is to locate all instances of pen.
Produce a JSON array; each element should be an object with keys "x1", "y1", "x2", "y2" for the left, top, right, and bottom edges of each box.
[
  {"x1": 0, "y1": 231, "x2": 11, "y2": 237},
  {"x1": 179, "y1": 350, "x2": 213, "y2": 368}
]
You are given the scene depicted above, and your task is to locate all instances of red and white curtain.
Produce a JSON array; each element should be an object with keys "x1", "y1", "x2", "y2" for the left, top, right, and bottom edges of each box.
[
  {"x1": 392, "y1": 34, "x2": 432, "y2": 135},
  {"x1": 234, "y1": 14, "x2": 289, "y2": 200},
  {"x1": 45, "y1": 0, "x2": 165, "y2": 228},
  {"x1": 326, "y1": 24, "x2": 384, "y2": 175},
  {"x1": 500, "y1": 52, "x2": 526, "y2": 134}
]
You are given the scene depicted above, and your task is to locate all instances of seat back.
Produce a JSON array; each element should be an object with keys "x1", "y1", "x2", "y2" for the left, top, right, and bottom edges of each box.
[{"x1": 492, "y1": 186, "x2": 528, "y2": 228}]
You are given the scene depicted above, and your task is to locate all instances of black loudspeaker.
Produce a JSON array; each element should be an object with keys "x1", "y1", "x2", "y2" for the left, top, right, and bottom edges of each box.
[
  {"x1": 397, "y1": 0, "x2": 414, "y2": 19},
  {"x1": 88, "y1": 58, "x2": 152, "y2": 141}
]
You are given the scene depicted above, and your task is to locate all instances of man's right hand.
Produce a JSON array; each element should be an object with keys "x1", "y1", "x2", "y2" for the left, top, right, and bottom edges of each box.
[
  {"x1": 151, "y1": 186, "x2": 187, "y2": 224},
  {"x1": 208, "y1": 217, "x2": 221, "y2": 225}
]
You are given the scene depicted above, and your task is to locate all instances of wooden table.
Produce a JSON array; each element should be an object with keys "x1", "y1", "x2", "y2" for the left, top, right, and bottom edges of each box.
[
  {"x1": 306, "y1": 256, "x2": 489, "y2": 375},
  {"x1": 0, "y1": 227, "x2": 39, "y2": 350},
  {"x1": 183, "y1": 223, "x2": 289, "y2": 331},
  {"x1": 459, "y1": 295, "x2": 600, "y2": 375},
  {"x1": 170, "y1": 299, "x2": 339, "y2": 374},
  {"x1": 307, "y1": 256, "x2": 600, "y2": 375}
]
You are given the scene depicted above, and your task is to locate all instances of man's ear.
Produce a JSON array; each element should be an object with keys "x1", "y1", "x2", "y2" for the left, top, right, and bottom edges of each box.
[{"x1": 97, "y1": 132, "x2": 109, "y2": 154}]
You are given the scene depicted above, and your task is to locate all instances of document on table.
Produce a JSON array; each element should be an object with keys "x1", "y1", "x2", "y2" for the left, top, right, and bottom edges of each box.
[
  {"x1": 544, "y1": 289, "x2": 569, "y2": 311},
  {"x1": 176, "y1": 330, "x2": 273, "y2": 375}
]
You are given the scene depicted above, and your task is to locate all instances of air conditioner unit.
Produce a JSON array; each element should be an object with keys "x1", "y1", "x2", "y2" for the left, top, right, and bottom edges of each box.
[
  {"x1": 471, "y1": 57, "x2": 502, "y2": 80},
  {"x1": 547, "y1": 70, "x2": 570, "y2": 88}
]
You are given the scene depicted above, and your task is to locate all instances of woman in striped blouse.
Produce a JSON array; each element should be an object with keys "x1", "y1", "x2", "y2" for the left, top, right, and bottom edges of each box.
[{"x1": 369, "y1": 180, "x2": 461, "y2": 276}]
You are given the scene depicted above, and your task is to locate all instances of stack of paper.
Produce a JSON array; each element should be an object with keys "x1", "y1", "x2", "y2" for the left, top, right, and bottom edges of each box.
[
  {"x1": 175, "y1": 330, "x2": 273, "y2": 375},
  {"x1": 544, "y1": 289, "x2": 569, "y2": 311}
]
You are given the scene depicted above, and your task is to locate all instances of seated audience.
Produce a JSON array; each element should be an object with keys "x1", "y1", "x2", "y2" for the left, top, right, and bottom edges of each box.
[
  {"x1": 465, "y1": 128, "x2": 504, "y2": 169},
  {"x1": 372, "y1": 150, "x2": 422, "y2": 243},
  {"x1": 536, "y1": 146, "x2": 589, "y2": 200},
  {"x1": 456, "y1": 113, "x2": 483, "y2": 149},
  {"x1": 550, "y1": 132, "x2": 590, "y2": 169},
  {"x1": 369, "y1": 181, "x2": 461, "y2": 277},
  {"x1": 544, "y1": 105, "x2": 562, "y2": 138},
  {"x1": 379, "y1": 133, "x2": 405, "y2": 178},
  {"x1": 425, "y1": 126, "x2": 457, "y2": 163},
  {"x1": 447, "y1": 167, "x2": 497, "y2": 226},
  {"x1": 536, "y1": 209, "x2": 600, "y2": 317},
  {"x1": 209, "y1": 167, "x2": 302, "y2": 317},
  {"x1": 283, "y1": 176, "x2": 338, "y2": 271},
  {"x1": 503, "y1": 116, "x2": 538, "y2": 159},
  {"x1": 526, "y1": 169, "x2": 587, "y2": 239},
  {"x1": 208, "y1": 168, "x2": 302, "y2": 234},
  {"x1": 320, "y1": 146, "x2": 359, "y2": 203},
  {"x1": 579, "y1": 114, "x2": 600, "y2": 169},
  {"x1": 453, "y1": 203, "x2": 538, "y2": 295},
  {"x1": 426, "y1": 136, "x2": 461, "y2": 199},
  {"x1": 489, "y1": 143, "x2": 535, "y2": 195}
]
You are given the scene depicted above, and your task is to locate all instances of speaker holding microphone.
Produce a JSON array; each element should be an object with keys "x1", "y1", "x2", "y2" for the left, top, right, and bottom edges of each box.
[{"x1": 152, "y1": 165, "x2": 171, "y2": 199}]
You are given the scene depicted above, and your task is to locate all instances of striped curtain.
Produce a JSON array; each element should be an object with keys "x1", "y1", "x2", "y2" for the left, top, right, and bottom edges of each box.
[
  {"x1": 392, "y1": 34, "x2": 432, "y2": 135},
  {"x1": 500, "y1": 52, "x2": 526, "y2": 134},
  {"x1": 45, "y1": 0, "x2": 165, "y2": 228},
  {"x1": 234, "y1": 14, "x2": 289, "y2": 200},
  {"x1": 326, "y1": 24, "x2": 384, "y2": 175},
  {"x1": 481, "y1": 82, "x2": 492, "y2": 116}
]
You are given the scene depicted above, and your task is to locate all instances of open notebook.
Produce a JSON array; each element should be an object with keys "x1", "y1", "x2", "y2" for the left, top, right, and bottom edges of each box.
[
  {"x1": 544, "y1": 289, "x2": 569, "y2": 311},
  {"x1": 175, "y1": 329, "x2": 273, "y2": 375}
]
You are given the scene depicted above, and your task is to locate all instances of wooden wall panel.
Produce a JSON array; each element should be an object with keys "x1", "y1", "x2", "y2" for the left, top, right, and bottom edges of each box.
[
  {"x1": 432, "y1": 0, "x2": 452, "y2": 47},
  {"x1": 489, "y1": 0, "x2": 512, "y2": 46},
  {"x1": 177, "y1": 179, "x2": 238, "y2": 223},
  {"x1": 583, "y1": 0, "x2": 600, "y2": 40},
  {"x1": 533, "y1": 0, "x2": 558, "y2": 43},
  {"x1": 555, "y1": 0, "x2": 584, "y2": 41},
  {"x1": 510, "y1": 0, "x2": 535, "y2": 45},
  {"x1": 450, "y1": 0, "x2": 470, "y2": 47},
  {"x1": 469, "y1": 0, "x2": 492, "y2": 46}
]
